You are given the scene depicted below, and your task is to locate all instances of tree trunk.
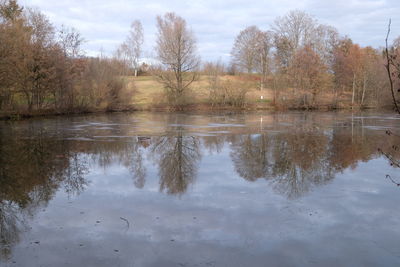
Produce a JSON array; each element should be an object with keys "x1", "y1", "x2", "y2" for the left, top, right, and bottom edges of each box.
[
  {"x1": 351, "y1": 73, "x2": 356, "y2": 108},
  {"x1": 361, "y1": 74, "x2": 367, "y2": 108}
]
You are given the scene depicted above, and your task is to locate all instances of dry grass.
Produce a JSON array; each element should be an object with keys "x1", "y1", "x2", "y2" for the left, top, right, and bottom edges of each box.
[
  {"x1": 127, "y1": 75, "x2": 264, "y2": 107},
  {"x1": 126, "y1": 74, "x2": 353, "y2": 110}
]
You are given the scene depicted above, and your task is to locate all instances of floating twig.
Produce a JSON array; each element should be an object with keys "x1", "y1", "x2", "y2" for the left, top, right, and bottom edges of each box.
[
  {"x1": 386, "y1": 175, "x2": 400, "y2": 187},
  {"x1": 120, "y1": 217, "x2": 130, "y2": 230}
]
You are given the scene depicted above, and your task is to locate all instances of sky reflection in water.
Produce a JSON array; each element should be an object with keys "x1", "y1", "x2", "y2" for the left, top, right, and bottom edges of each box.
[{"x1": 0, "y1": 111, "x2": 400, "y2": 267}]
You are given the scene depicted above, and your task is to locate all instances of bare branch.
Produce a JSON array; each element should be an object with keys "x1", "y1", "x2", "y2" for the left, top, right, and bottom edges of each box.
[{"x1": 384, "y1": 18, "x2": 400, "y2": 114}]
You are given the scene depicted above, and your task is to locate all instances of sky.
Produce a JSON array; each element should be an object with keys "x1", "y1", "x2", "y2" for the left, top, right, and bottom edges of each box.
[{"x1": 20, "y1": 0, "x2": 400, "y2": 62}]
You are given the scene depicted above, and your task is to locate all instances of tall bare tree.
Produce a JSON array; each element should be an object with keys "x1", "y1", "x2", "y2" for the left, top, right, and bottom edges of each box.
[
  {"x1": 385, "y1": 20, "x2": 400, "y2": 113},
  {"x1": 154, "y1": 12, "x2": 200, "y2": 106},
  {"x1": 116, "y1": 20, "x2": 143, "y2": 76},
  {"x1": 231, "y1": 26, "x2": 261, "y2": 73},
  {"x1": 273, "y1": 10, "x2": 317, "y2": 70},
  {"x1": 125, "y1": 20, "x2": 143, "y2": 76},
  {"x1": 254, "y1": 30, "x2": 273, "y2": 89}
]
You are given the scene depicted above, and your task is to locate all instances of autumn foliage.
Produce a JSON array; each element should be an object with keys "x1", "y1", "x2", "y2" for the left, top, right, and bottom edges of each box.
[{"x1": 0, "y1": 0, "x2": 132, "y2": 116}]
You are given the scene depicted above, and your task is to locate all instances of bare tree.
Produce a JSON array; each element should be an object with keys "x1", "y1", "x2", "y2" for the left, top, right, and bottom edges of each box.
[
  {"x1": 154, "y1": 12, "x2": 200, "y2": 106},
  {"x1": 124, "y1": 20, "x2": 143, "y2": 76},
  {"x1": 231, "y1": 26, "x2": 261, "y2": 73},
  {"x1": 116, "y1": 20, "x2": 143, "y2": 76},
  {"x1": 254, "y1": 30, "x2": 273, "y2": 89},
  {"x1": 385, "y1": 19, "x2": 400, "y2": 114},
  {"x1": 273, "y1": 10, "x2": 317, "y2": 70},
  {"x1": 203, "y1": 60, "x2": 225, "y2": 105},
  {"x1": 58, "y1": 25, "x2": 84, "y2": 58},
  {"x1": 312, "y1": 24, "x2": 339, "y2": 67},
  {"x1": 114, "y1": 42, "x2": 131, "y2": 75}
]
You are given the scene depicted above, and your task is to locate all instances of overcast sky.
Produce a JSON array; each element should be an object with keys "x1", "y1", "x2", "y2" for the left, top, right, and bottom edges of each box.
[{"x1": 20, "y1": 0, "x2": 400, "y2": 62}]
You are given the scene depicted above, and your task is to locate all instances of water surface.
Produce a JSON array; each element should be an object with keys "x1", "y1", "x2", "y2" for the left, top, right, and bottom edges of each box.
[{"x1": 0, "y1": 111, "x2": 399, "y2": 267}]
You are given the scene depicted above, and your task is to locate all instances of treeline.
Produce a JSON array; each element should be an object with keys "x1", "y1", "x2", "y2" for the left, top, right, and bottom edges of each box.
[
  {"x1": 0, "y1": 0, "x2": 132, "y2": 116},
  {"x1": 1, "y1": 0, "x2": 400, "y2": 114},
  {"x1": 206, "y1": 10, "x2": 399, "y2": 109}
]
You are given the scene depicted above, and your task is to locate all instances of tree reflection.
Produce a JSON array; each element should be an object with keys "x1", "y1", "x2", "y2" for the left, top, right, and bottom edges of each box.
[
  {"x1": 230, "y1": 134, "x2": 270, "y2": 181},
  {"x1": 270, "y1": 128, "x2": 334, "y2": 198},
  {"x1": 0, "y1": 201, "x2": 24, "y2": 260},
  {"x1": 231, "y1": 127, "x2": 335, "y2": 199},
  {"x1": 0, "y1": 122, "x2": 89, "y2": 259},
  {"x1": 202, "y1": 135, "x2": 226, "y2": 154},
  {"x1": 129, "y1": 138, "x2": 148, "y2": 189},
  {"x1": 151, "y1": 128, "x2": 201, "y2": 195},
  {"x1": 62, "y1": 153, "x2": 89, "y2": 195},
  {"x1": 0, "y1": 113, "x2": 398, "y2": 260}
]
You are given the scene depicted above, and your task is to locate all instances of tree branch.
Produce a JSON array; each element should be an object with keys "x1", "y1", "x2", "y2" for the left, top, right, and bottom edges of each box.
[{"x1": 385, "y1": 19, "x2": 400, "y2": 114}]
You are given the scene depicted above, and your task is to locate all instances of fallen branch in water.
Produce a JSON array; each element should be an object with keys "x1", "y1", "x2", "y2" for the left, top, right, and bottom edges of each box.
[
  {"x1": 379, "y1": 148, "x2": 400, "y2": 168},
  {"x1": 120, "y1": 217, "x2": 130, "y2": 230},
  {"x1": 386, "y1": 175, "x2": 400, "y2": 186}
]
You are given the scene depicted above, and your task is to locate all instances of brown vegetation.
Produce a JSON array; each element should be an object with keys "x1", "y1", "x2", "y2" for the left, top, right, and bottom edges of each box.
[
  {"x1": 0, "y1": 0, "x2": 133, "y2": 118},
  {"x1": 228, "y1": 10, "x2": 395, "y2": 110},
  {"x1": 1, "y1": 1, "x2": 400, "y2": 117}
]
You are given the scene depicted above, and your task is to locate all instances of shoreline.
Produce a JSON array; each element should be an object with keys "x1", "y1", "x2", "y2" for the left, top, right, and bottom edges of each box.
[{"x1": 0, "y1": 103, "x2": 390, "y2": 121}]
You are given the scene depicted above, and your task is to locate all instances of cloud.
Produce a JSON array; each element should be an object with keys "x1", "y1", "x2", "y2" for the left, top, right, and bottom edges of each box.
[{"x1": 20, "y1": 0, "x2": 400, "y2": 61}]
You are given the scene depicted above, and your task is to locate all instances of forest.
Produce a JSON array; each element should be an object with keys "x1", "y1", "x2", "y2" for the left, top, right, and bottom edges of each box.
[{"x1": 1, "y1": 0, "x2": 400, "y2": 117}]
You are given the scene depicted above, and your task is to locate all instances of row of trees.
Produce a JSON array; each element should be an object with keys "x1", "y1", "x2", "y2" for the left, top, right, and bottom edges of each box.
[
  {"x1": 1, "y1": 1, "x2": 400, "y2": 112},
  {"x1": 0, "y1": 0, "x2": 133, "y2": 114},
  {"x1": 116, "y1": 10, "x2": 400, "y2": 109},
  {"x1": 226, "y1": 10, "x2": 397, "y2": 108}
]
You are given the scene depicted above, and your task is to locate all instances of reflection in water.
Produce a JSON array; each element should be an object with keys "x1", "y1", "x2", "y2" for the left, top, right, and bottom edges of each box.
[
  {"x1": 0, "y1": 122, "x2": 89, "y2": 260},
  {"x1": 0, "y1": 201, "x2": 24, "y2": 260},
  {"x1": 151, "y1": 133, "x2": 201, "y2": 195},
  {"x1": 231, "y1": 134, "x2": 270, "y2": 181},
  {"x1": 269, "y1": 127, "x2": 334, "y2": 199},
  {"x1": 125, "y1": 138, "x2": 148, "y2": 189},
  {"x1": 150, "y1": 118, "x2": 202, "y2": 195},
  {"x1": 230, "y1": 127, "x2": 335, "y2": 198},
  {"x1": 0, "y1": 112, "x2": 398, "y2": 263}
]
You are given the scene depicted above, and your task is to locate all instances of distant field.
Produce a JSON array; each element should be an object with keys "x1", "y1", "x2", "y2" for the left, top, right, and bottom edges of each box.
[{"x1": 127, "y1": 75, "x2": 275, "y2": 109}]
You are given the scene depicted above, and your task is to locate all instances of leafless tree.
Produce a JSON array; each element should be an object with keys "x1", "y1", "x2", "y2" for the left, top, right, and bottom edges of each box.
[
  {"x1": 385, "y1": 19, "x2": 400, "y2": 114},
  {"x1": 273, "y1": 10, "x2": 317, "y2": 70},
  {"x1": 254, "y1": 30, "x2": 273, "y2": 89},
  {"x1": 231, "y1": 26, "x2": 261, "y2": 73},
  {"x1": 123, "y1": 20, "x2": 143, "y2": 76},
  {"x1": 116, "y1": 20, "x2": 143, "y2": 76},
  {"x1": 58, "y1": 25, "x2": 84, "y2": 58},
  {"x1": 312, "y1": 24, "x2": 339, "y2": 67},
  {"x1": 153, "y1": 12, "x2": 200, "y2": 106},
  {"x1": 203, "y1": 60, "x2": 225, "y2": 105}
]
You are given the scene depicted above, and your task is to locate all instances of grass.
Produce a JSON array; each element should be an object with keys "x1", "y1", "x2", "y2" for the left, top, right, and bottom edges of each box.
[
  {"x1": 127, "y1": 76, "x2": 164, "y2": 108},
  {"x1": 127, "y1": 74, "x2": 353, "y2": 111},
  {"x1": 127, "y1": 75, "x2": 274, "y2": 108}
]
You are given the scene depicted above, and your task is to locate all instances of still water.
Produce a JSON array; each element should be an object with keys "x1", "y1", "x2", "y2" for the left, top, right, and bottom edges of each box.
[{"x1": 0, "y1": 111, "x2": 399, "y2": 267}]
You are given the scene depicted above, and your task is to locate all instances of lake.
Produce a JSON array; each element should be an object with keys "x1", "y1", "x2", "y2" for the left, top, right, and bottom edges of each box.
[{"x1": 0, "y1": 111, "x2": 399, "y2": 267}]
